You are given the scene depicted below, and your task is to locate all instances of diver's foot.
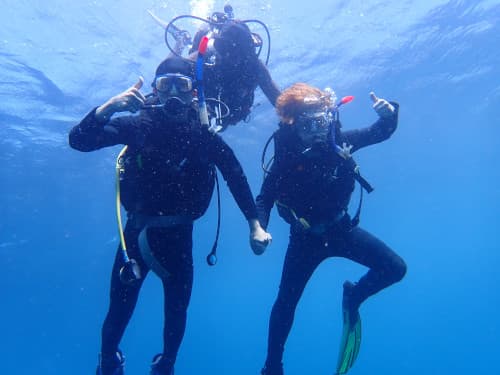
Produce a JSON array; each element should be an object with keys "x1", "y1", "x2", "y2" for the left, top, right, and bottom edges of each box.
[
  {"x1": 150, "y1": 354, "x2": 175, "y2": 375},
  {"x1": 336, "y1": 301, "x2": 362, "y2": 375},
  {"x1": 96, "y1": 351, "x2": 125, "y2": 375},
  {"x1": 342, "y1": 281, "x2": 360, "y2": 326},
  {"x1": 261, "y1": 361, "x2": 284, "y2": 375}
]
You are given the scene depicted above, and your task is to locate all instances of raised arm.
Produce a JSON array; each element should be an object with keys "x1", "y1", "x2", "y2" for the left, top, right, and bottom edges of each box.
[
  {"x1": 257, "y1": 59, "x2": 281, "y2": 107},
  {"x1": 341, "y1": 92, "x2": 399, "y2": 152},
  {"x1": 69, "y1": 78, "x2": 146, "y2": 151}
]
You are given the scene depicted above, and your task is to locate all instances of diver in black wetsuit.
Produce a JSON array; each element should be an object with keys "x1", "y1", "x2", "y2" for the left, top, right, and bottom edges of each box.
[
  {"x1": 68, "y1": 56, "x2": 271, "y2": 375},
  {"x1": 158, "y1": 5, "x2": 281, "y2": 131},
  {"x1": 256, "y1": 83, "x2": 407, "y2": 375},
  {"x1": 203, "y1": 19, "x2": 280, "y2": 129}
]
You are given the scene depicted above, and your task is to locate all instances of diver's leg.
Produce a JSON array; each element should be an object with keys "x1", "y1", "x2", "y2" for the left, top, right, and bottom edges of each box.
[
  {"x1": 337, "y1": 226, "x2": 406, "y2": 311},
  {"x1": 148, "y1": 224, "x2": 194, "y2": 374},
  {"x1": 263, "y1": 230, "x2": 326, "y2": 373},
  {"x1": 99, "y1": 221, "x2": 149, "y2": 372}
]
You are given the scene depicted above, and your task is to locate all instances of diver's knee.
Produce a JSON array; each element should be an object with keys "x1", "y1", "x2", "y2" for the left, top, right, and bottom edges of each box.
[{"x1": 390, "y1": 256, "x2": 407, "y2": 283}]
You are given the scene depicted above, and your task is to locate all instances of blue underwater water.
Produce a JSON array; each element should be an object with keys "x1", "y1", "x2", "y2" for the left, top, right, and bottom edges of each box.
[{"x1": 1, "y1": 0, "x2": 500, "y2": 374}]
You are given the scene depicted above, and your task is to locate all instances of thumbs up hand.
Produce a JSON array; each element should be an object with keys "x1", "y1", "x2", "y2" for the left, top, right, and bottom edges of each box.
[
  {"x1": 110, "y1": 77, "x2": 146, "y2": 113},
  {"x1": 96, "y1": 77, "x2": 146, "y2": 121},
  {"x1": 370, "y1": 91, "x2": 395, "y2": 119}
]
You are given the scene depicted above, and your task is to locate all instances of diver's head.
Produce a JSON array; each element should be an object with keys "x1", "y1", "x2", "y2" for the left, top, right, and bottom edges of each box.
[
  {"x1": 276, "y1": 83, "x2": 335, "y2": 149},
  {"x1": 213, "y1": 21, "x2": 256, "y2": 64},
  {"x1": 294, "y1": 110, "x2": 333, "y2": 149},
  {"x1": 154, "y1": 56, "x2": 196, "y2": 118}
]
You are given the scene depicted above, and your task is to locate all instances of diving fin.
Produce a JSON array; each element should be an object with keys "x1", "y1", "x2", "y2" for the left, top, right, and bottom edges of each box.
[{"x1": 335, "y1": 307, "x2": 362, "y2": 375}]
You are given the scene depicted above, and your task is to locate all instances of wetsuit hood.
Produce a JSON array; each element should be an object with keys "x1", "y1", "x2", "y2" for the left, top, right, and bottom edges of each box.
[{"x1": 155, "y1": 56, "x2": 194, "y2": 77}]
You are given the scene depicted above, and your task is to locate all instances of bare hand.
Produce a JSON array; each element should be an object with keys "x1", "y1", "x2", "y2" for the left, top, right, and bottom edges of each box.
[
  {"x1": 96, "y1": 77, "x2": 146, "y2": 121},
  {"x1": 370, "y1": 91, "x2": 395, "y2": 119},
  {"x1": 109, "y1": 77, "x2": 146, "y2": 113},
  {"x1": 250, "y1": 223, "x2": 272, "y2": 255}
]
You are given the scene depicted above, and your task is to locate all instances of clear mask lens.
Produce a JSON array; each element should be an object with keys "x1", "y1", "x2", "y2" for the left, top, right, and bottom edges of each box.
[
  {"x1": 296, "y1": 112, "x2": 331, "y2": 135},
  {"x1": 155, "y1": 74, "x2": 193, "y2": 93}
]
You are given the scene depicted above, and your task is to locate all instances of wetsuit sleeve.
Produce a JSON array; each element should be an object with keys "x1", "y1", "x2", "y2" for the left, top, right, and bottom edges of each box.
[
  {"x1": 208, "y1": 134, "x2": 258, "y2": 221},
  {"x1": 257, "y1": 59, "x2": 281, "y2": 106},
  {"x1": 68, "y1": 108, "x2": 142, "y2": 151},
  {"x1": 255, "y1": 162, "x2": 279, "y2": 230},
  {"x1": 341, "y1": 102, "x2": 400, "y2": 152}
]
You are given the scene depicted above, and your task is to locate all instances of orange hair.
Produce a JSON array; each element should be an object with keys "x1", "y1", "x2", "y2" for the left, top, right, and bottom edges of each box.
[{"x1": 276, "y1": 83, "x2": 332, "y2": 124}]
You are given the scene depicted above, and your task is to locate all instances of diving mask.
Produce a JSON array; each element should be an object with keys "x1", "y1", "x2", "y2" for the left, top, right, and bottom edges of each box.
[
  {"x1": 294, "y1": 110, "x2": 333, "y2": 151},
  {"x1": 295, "y1": 111, "x2": 332, "y2": 136},
  {"x1": 154, "y1": 73, "x2": 194, "y2": 108},
  {"x1": 154, "y1": 73, "x2": 193, "y2": 93}
]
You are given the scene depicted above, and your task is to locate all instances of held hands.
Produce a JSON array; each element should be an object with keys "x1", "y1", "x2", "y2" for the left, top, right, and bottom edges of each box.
[
  {"x1": 95, "y1": 77, "x2": 146, "y2": 122},
  {"x1": 370, "y1": 91, "x2": 395, "y2": 119},
  {"x1": 249, "y1": 219, "x2": 272, "y2": 255}
]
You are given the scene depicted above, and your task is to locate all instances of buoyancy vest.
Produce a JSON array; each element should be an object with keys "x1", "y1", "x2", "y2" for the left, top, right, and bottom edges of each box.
[
  {"x1": 271, "y1": 124, "x2": 372, "y2": 228},
  {"x1": 118, "y1": 132, "x2": 215, "y2": 218}
]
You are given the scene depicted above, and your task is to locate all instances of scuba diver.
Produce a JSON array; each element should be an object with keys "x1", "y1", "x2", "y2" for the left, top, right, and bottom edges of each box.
[
  {"x1": 150, "y1": 3, "x2": 281, "y2": 131},
  {"x1": 68, "y1": 55, "x2": 271, "y2": 375},
  {"x1": 255, "y1": 83, "x2": 407, "y2": 375}
]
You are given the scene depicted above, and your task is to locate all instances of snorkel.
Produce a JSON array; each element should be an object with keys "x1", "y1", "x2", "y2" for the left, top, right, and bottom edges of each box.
[
  {"x1": 338, "y1": 95, "x2": 355, "y2": 107},
  {"x1": 196, "y1": 36, "x2": 210, "y2": 129},
  {"x1": 330, "y1": 94, "x2": 355, "y2": 154},
  {"x1": 196, "y1": 35, "x2": 225, "y2": 133}
]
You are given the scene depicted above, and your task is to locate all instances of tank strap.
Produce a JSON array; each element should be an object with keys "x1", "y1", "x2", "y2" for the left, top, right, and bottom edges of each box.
[{"x1": 134, "y1": 214, "x2": 193, "y2": 280}]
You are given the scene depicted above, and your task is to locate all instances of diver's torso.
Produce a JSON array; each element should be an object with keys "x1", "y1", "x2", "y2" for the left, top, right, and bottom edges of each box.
[
  {"x1": 274, "y1": 131, "x2": 356, "y2": 224},
  {"x1": 205, "y1": 62, "x2": 259, "y2": 126},
  {"x1": 120, "y1": 114, "x2": 215, "y2": 218}
]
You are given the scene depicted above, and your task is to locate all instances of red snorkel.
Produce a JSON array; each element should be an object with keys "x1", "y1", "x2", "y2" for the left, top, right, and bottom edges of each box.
[
  {"x1": 337, "y1": 95, "x2": 354, "y2": 108},
  {"x1": 330, "y1": 95, "x2": 355, "y2": 154}
]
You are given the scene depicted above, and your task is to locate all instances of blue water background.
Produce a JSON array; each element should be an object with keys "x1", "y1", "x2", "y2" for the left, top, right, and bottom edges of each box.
[{"x1": 1, "y1": 0, "x2": 499, "y2": 374}]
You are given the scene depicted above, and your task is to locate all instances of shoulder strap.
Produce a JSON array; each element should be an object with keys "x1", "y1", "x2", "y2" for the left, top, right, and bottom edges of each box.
[
  {"x1": 261, "y1": 130, "x2": 277, "y2": 176},
  {"x1": 350, "y1": 166, "x2": 374, "y2": 228}
]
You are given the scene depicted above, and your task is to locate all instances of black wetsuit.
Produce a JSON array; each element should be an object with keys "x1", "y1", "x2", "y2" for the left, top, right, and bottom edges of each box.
[
  {"x1": 187, "y1": 21, "x2": 281, "y2": 130},
  {"x1": 204, "y1": 58, "x2": 280, "y2": 129},
  {"x1": 69, "y1": 106, "x2": 257, "y2": 362},
  {"x1": 256, "y1": 104, "x2": 407, "y2": 368}
]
